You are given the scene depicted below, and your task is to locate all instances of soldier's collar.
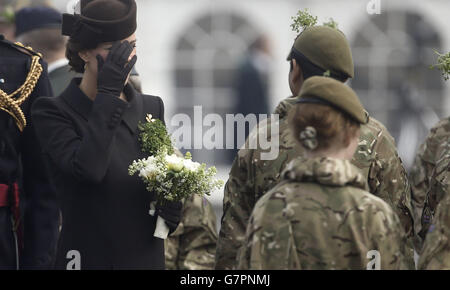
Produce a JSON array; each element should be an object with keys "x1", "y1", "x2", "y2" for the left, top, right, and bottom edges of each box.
[{"x1": 282, "y1": 157, "x2": 368, "y2": 190}]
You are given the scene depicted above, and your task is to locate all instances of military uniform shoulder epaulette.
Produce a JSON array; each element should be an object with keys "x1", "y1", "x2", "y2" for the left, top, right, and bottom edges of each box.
[{"x1": 0, "y1": 35, "x2": 43, "y2": 132}]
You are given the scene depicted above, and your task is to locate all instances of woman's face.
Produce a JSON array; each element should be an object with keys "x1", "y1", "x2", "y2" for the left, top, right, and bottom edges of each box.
[{"x1": 80, "y1": 33, "x2": 137, "y2": 77}]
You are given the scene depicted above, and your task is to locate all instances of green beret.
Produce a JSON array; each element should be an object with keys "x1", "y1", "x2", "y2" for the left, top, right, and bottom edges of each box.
[
  {"x1": 297, "y1": 76, "x2": 368, "y2": 124},
  {"x1": 288, "y1": 26, "x2": 354, "y2": 79}
]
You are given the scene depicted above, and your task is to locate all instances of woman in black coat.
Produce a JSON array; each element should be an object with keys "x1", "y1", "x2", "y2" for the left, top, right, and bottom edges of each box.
[{"x1": 31, "y1": 0, "x2": 181, "y2": 269}]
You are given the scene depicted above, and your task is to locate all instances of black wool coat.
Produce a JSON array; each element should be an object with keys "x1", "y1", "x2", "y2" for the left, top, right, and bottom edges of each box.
[{"x1": 31, "y1": 78, "x2": 165, "y2": 269}]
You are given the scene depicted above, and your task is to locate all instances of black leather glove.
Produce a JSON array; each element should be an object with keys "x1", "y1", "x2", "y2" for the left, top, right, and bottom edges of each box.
[
  {"x1": 155, "y1": 200, "x2": 183, "y2": 234},
  {"x1": 96, "y1": 40, "x2": 137, "y2": 97}
]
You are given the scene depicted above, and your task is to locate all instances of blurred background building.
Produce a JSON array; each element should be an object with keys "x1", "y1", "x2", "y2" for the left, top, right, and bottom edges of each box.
[{"x1": 3, "y1": 0, "x2": 450, "y2": 230}]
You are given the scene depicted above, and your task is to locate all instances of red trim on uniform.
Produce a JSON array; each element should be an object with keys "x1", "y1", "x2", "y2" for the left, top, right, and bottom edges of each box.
[
  {"x1": 0, "y1": 183, "x2": 22, "y2": 250},
  {"x1": 0, "y1": 184, "x2": 12, "y2": 207}
]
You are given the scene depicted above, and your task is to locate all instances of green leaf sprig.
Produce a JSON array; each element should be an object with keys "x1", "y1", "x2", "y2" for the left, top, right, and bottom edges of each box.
[
  {"x1": 323, "y1": 18, "x2": 339, "y2": 29},
  {"x1": 138, "y1": 114, "x2": 174, "y2": 156},
  {"x1": 430, "y1": 49, "x2": 450, "y2": 81},
  {"x1": 291, "y1": 9, "x2": 318, "y2": 33}
]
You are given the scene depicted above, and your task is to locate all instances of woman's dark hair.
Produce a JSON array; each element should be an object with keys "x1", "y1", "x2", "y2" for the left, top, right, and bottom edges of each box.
[
  {"x1": 66, "y1": 39, "x2": 100, "y2": 73},
  {"x1": 289, "y1": 103, "x2": 360, "y2": 151}
]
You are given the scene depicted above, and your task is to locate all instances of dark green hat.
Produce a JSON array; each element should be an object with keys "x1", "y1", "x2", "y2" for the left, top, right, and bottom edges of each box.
[
  {"x1": 287, "y1": 26, "x2": 354, "y2": 80},
  {"x1": 296, "y1": 76, "x2": 368, "y2": 124},
  {"x1": 62, "y1": 0, "x2": 136, "y2": 44}
]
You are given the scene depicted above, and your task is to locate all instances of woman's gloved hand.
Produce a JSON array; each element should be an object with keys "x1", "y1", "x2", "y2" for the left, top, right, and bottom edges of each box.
[
  {"x1": 155, "y1": 200, "x2": 183, "y2": 234},
  {"x1": 96, "y1": 40, "x2": 137, "y2": 97}
]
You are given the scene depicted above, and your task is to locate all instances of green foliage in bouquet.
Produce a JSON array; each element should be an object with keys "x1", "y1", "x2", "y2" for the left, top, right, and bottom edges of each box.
[
  {"x1": 138, "y1": 114, "x2": 174, "y2": 156},
  {"x1": 430, "y1": 49, "x2": 450, "y2": 81},
  {"x1": 291, "y1": 8, "x2": 318, "y2": 34},
  {"x1": 128, "y1": 151, "x2": 223, "y2": 203},
  {"x1": 129, "y1": 114, "x2": 223, "y2": 203},
  {"x1": 323, "y1": 18, "x2": 339, "y2": 29}
]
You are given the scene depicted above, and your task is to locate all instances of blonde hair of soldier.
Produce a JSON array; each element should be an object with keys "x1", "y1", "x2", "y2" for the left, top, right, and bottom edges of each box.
[
  {"x1": 0, "y1": 41, "x2": 43, "y2": 131},
  {"x1": 288, "y1": 76, "x2": 368, "y2": 152}
]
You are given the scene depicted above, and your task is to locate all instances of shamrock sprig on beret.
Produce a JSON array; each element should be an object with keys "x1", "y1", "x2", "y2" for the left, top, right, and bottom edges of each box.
[
  {"x1": 430, "y1": 49, "x2": 450, "y2": 81},
  {"x1": 290, "y1": 9, "x2": 318, "y2": 33},
  {"x1": 291, "y1": 9, "x2": 339, "y2": 33},
  {"x1": 323, "y1": 18, "x2": 339, "y2": 29}
]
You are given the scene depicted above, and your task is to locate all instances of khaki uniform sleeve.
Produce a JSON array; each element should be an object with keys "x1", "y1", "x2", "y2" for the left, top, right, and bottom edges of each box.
[
  {"x1": 165, "y1": 232, "x2": 180, "y2": 270},
  {"x1": 165, "y1": 195, "x2": 218, "y2": 270},
  {"x1": 215, "y1": 145, "x2": 256, "y2": 269}
]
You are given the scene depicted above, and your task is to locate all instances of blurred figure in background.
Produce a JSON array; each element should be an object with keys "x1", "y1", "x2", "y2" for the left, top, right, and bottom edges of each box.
[
  {"x1": 0, "y1": 4, "x2": 15, "y2": 41},
  {"x1": 228, "y1": 35, "x2": 272, "y2": 162},
  {"x1": 0, "y1": 0, "x2": 54, "y2": 42},
  {"x1": 234, "y1": 35, "x2": 271, "y2": 118},
  {"x1": 15, "y1": 6, "x2": 77, "y2": 97}
]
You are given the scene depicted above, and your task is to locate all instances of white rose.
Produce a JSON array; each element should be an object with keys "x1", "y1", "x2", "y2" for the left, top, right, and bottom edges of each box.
[
  {"x1": 146, "y1": 114, "x2": 156, "y2": 123},
  {"x1": 165, "y1": 154, "x2": 184, "y2": 172},
  {"x1": 183, "y1": 159, "x2": 200, "y2": 172}
]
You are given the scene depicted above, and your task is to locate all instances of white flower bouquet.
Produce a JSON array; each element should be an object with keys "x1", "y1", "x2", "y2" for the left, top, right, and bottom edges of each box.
[{"x1": 128, "y1": 114, "x2": 223, "y2": 239}]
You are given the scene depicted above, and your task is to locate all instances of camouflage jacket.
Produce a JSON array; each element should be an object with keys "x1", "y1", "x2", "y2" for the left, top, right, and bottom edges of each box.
[
  {"x1": 410, "y1": 117, "x2": 450, "y2": 242},
  {"x1": 165, "y1": 194, "x2": 217, "y2": 270},
  {"x1": 216, "y1": 96, "x2": 414, "y2": 270},
  {"x1": 237, "y1": 157, "x2": 409, "y2": 270},
  {"x1": 418, "y1": 185, "x2": 450, "y2": 270}
]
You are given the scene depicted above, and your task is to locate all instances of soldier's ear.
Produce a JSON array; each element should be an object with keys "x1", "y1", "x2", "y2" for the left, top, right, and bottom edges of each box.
[{"x1": 291, "y1": 59, "x2": 303, "y2": 83}]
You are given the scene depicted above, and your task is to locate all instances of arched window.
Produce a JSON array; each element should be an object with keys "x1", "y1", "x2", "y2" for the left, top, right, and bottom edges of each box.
[
  {"x1": 173, "y1": 12, "x2": 260, "y2": 166},
  {"x1": 351, "y1": 10, "x2": 444, "y2": 169}
]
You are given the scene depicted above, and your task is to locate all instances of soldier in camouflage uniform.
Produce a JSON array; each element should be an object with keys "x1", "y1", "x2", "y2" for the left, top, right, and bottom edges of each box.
[
  {"x1": 237, "y1": 76, "x2": 409, "y2": 270},
  {"x1": 418, "y1": 182, "x2": 450, "y2": 270},
  {"x1": 216, "y1": 25, "x2": 415, "y2": 270},
  {"x1": 164, "y1": 148, "x2": 218, "y2": 270},
  {"x1": 165, "y1": 194, "x2": 218, "y2": 270},
  {"x1": 417, "y1": 143, "x2": 450, "y2": 269},
  {"x1": 410, "y1": 117, "x2": 450, "y2": 244}
]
